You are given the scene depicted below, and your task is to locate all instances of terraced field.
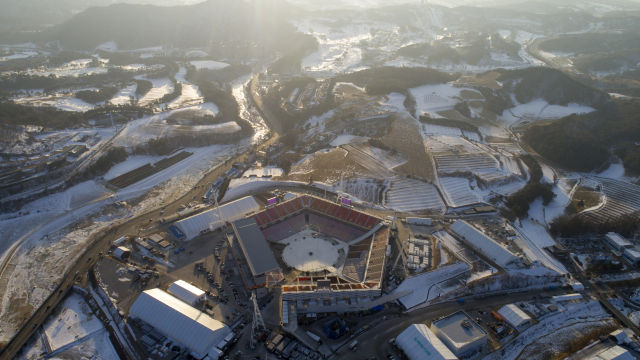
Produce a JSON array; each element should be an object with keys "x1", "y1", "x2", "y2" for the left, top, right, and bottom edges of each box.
[
  {"x1": 438, "y1": 177, "x2": 483, "y2": 208},
  {"x1": 384, "y1": 176, "x2": 445, "y2": 213},
  {"x1": 581, "y1": 177, "x2": 640, "y2": 224}
]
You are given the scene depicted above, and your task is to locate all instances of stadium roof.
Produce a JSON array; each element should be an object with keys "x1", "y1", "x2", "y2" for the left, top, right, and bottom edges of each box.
[
  {"x1": 168, "y1": 280, "x2": 205, "y2": 306},
  {"x1": 449, "y1": 220, "x2": 518, "y2": 268},
  {"x1": 396, "y1": 324, "x2": 458, "y2": 360},
  {"x1": 129, "y1": 288, "x2": 231, "y2": 359},
  {"x1": 232, "y1": 217, "x2": 280, "y2": 276},
  {"x1": 175, "y1": 196, "x2": 260, "y2": 240},
  {"x1": 498, "y1": 304, "x2": 531, "y2": 328}
]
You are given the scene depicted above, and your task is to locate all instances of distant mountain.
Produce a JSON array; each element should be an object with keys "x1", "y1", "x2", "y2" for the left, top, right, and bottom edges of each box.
[{"x1": 38, "y1": 0, "x2": 306, "y2": 53}]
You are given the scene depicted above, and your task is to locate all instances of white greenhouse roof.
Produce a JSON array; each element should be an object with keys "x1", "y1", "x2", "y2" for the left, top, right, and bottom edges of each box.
[
  {"x1": 396, "y1": 324, "x2": 458, "y2": 360},
  {"x1": 129, "y1": 288, "x2": 231, "y2": 359},
  {"x1": 168, "y1": 280, "x2": 205, "y2": 305},
  {"x1": 498, "y1": 304, "x2": 531, "y2": 328},
  {"x1": 175, "y1": 196, "x2": 260, "y2": 240},
  {"x1": 449, "y1": 220, "x2": 518, "y2": 268}
]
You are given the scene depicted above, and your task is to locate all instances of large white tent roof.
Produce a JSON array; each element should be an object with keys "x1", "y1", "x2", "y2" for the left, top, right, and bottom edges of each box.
[
  {"x1": 174, "y1": 196, "x2": 260, "y2": 240},
  {"x1": 498, "y1": 304, "x2": 531, "y2": 328},
  {"x1": 450, "y1": 220, "x2": 518, "y2": 268},
  {"x1": 168, "y1": 280, "x2": 205, "y2": 306},
  {"x1": 396, "y1": 324, "x2": 458, "y2": 360},
  {"x1": 394, "y1": 262, "x2": 469, "y2": 309},
  {"x1": 129, "y1": 288, "x2": 231, "y2": 359}
]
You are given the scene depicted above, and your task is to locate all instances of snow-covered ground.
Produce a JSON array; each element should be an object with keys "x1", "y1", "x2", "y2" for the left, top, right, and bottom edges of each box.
[
  {"x1": 296, "y1": 20, "x2": 374, "y2": 76},
  {"x1": 109, "y1": 83, "x2": 138, "y2": 106},
  {"x1": 137, "y1": 77, "x2": 174, "y2": 106},
  {"x1": 394, "y1": 262, "x2": 470, "y2": 309},
  {"x1": 12, "y1": 93, "x2": 96, "y2": 112},
  {"x1": 483, "y1": 300, "x2": 612, "y2": 360},
  {"x1": 20, "y1": 292, "x2": 119, "y2": 359},
  {"x1": 410, "y1": 83, "x2": 478, "y2": 118},
  {"x1": 500, "y1": 99, "x2": 595, "y2": 125}
]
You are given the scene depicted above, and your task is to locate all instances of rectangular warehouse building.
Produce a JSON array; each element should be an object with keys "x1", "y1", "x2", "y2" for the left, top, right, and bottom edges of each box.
[
  {"x1": 129, "y1": 288, "x2": 231, "y2": 359},
  {"x1": 396, "y1": 324, "x2": 458, "y2": 360},
  {"x1": 174, "y1": 196, "x2": 261, "y2": 240},
  {"x1": 449, "y1": 220, "x2": 519, "y2": 268},
  {"x1": 430, "y1": 311, "x2": 487, "y2": 358}
]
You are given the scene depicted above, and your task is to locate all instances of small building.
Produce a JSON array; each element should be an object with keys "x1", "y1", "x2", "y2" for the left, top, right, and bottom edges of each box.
[
  {"x1": 551, "y1": 293, "x2": 583, "y2": 303},
  {"x1": 605, "y1": 232, "x2": 632, "y2": 251},
  {"x1": 430, "y1": 311, "x2": 487, "y2": 358},
  {"x1": 113, "y1": 246, "x2": 131, "y2": 261},
  {"x1": 168, "y1": 280, "x2": 206, "y2": 306},
  {"x1": 396, "y1": 324, "x2": 458, "y2": 360},
  {"x1": 129, "y1": 288, "x2": 231, "y2": 360},
  {"x1": 610, "y1": 329, "x2": 630, "y2": 345},
  {"x1": 587, "y1": 345, "x2": 634, "y2": 360},
  {"x1": 148, "y1": 233, "x2": 164, "y2": 244},
  {"x1": 497, "y1": 304, "x2": 531, "y2": 332},
  {"x1": 623, "y1": 247, "x2": 640, "y2": 266}
]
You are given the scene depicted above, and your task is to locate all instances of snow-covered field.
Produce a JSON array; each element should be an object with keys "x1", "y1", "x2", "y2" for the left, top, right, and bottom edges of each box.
[
  {"x1": 137, "y1": 77, "x2": 174, "y2": 106},
  {"x1": 500, "y1": 99, "x2": 595, "y2": 125},
  {"x1": 12, "y1": 93, "x2": 96, "y2": 112},
  {"x1": 410, "y1": 84, "x2": 479, "y2": 118},
  {"x1": 109, "y1": 83, "x2": 138, "y2": 106}
]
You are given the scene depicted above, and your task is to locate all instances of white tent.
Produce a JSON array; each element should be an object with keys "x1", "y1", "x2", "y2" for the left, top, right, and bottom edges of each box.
[
  {"x1": 498, "y1": 304, "x2": 531, "y2": 331},
  {"x1": 129, "y1": 288, "x2": 231, "y2": 359},
  {"x1": 174, "y1": 196, "x2": 260, "y2": 240},
  {"x1": 396, "y1": 324, "x2": 458, "y2": 360},
  {"x1": 450, "y1": 220, "x2": 518, "y2": 268},
  {"x1": 168, "y1": 280, "x2": 205, "y2": 306}
]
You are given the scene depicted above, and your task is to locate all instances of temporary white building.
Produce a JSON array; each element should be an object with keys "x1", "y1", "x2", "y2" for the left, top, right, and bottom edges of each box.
[
  {"x1": 168, "y1": 280, "x2": 206, "y2": 306},
  {"x1": 497, "y1": 304, "x2": 531, "y2": 332},
  {"x1": 587, "y1": 345, "x2": 634, "y2": 360},
  {"x1": 551, "y1": 293, "x2": 583, "y2": 303},
  {"x1": 129, "y1": 288, "x2": 231, "y2": 359},
  {"x1": 396, "y1": 324, "x2": 458, "y2": 360},
  {"x1": 174, "y1": 196, "x2": 260, "y2": 240},
  {"x1": 449, "y1": 220, "x2": 519, "y2": 268}
]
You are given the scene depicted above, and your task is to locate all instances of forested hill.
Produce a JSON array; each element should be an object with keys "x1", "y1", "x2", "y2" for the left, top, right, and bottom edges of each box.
[
  {"x1": 42, "y1": 0, "x2": 313, "y2": 54},
  {"x1": 496, "y1": 67, "x2": 614, "y2": 112}
]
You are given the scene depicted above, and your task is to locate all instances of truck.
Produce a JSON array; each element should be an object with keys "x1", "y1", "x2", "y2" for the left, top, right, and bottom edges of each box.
[
  {"x1": 349, "y1": 340, "x2": 358, "y2": 351},
  {"x1": 306, "y1": 331, "x2": 322, "y2": 344}
]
